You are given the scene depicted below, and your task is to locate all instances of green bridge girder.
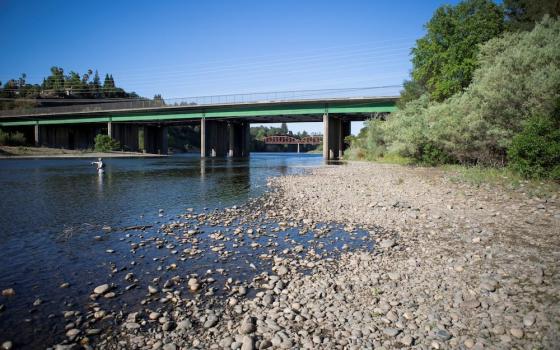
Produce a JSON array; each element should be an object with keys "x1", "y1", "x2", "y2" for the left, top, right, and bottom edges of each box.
[{"x1": 0, "y1": 99, "x2": 397, "y2": 127}]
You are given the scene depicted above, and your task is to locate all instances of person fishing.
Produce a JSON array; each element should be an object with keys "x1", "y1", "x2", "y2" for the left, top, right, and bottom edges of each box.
[{"x1": 91, "y1": 157, "x2": 105, "y2": 173}]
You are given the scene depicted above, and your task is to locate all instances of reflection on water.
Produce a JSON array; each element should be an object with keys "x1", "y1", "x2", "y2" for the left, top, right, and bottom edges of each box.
[{"x1": 0, "y1": 153, "x2": 324, "y2": 348}]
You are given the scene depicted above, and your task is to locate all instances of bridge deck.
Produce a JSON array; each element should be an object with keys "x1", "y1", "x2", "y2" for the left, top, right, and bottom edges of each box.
[{"x1": 0, "y1": 96, "x2": 398, "y2": 127}]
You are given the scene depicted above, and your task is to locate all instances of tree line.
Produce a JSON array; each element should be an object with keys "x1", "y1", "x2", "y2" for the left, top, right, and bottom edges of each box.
[
  {"x1": 0, "y1": 67, "x2": 140, "y2": 111},
  {"x1": 347, "y1": 0, "x2": 560, "y2": 180}
]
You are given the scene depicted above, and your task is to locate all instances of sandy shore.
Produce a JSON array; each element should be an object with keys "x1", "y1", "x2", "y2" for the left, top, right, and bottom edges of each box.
[
  {"x1": 46, "y1": 162, "x2": 559, "y2": 350},
  {"x1": 0, "y1": 146, "x2": 166, "y2": 159}
]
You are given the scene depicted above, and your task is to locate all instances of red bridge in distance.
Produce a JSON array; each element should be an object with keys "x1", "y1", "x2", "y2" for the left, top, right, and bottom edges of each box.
[{"x1": 262, "y1": 135, "x2": 322, "y2": 145}]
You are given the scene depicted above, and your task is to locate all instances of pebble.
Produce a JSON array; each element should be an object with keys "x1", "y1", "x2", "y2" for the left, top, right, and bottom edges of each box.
[
  {"x1": 379, "y1": 239, "x2": 395, "y2": 248},
  {"x1": 383, "y1": 327, "x2": 400, "y2": 337},
  {"x1": 523, "y1": 313, "x2": 535, "y2": 327},
  {"x1": 276, "y1": 266, "x2": 288, "y2": 276},
  {"x1": 1, "y1": 288, "x2": 15, "y2": 297},
  {"x1": 241, "y1": 335, "x2": 255, "y2": 350},
  {"x1": 510, "y1": 327, "x2": 524, "y2": 338},
  {"x1": 162, "y1": 343, "x2": 176, "y2": 350},
  {"x1": 1, "y1": 341, "x2": 13, "y2": 350},
  {"x1": 204, "y1": 315, "x2": 218, "y2": 328},
  {"x1": 436, "y1": 329, "x2": 451, "y2": 341},
  {"x1": 239, "y1": 316, "x2": 256, "y2": 334},
  {"x1": 93, "y1": 284, "x2": 110, "y2": 294}
]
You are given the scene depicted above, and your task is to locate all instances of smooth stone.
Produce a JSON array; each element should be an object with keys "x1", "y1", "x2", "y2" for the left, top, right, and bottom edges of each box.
[
  {"x1": 480, "y1": 279, "x2": 498, "y2": 292},
  {"x1": 1, "y1": 341, "x2": 13, "y2": 350},
  {"x1": 66, "y1": 328, "x2": 80, "y2": 339},
  {"x1": 93, "y1": 284, "x2": 110, "y2": 295},
  {"x1": 400, "y1": 335, "x2": 413, "y2": 346},
  {"x1": 510, "y1": 328, "x2": 523, "y2": 338},
  {"x1": 204, "y1": 315, "x2": 218, "y2": 328},
  {"x1": 436, "y1": 329, "x2": 451, "y2": 341},
  {"x1": 239, "y1": 317, "x2": 256, "y2": 334},
  {"x1": 379, "y1": 239, "x2": 395, "y2": 248},
  {"x1": 1, "y1": 289, "x2": 15, "y2": 297},
  {"x1": 276, "y1": 266, "x2": 288, "y2": 276},
  {"x1": 148, "y1": 285, "x2": 158, "y2": 294},
  {"x1": 523, "y1": 314, "x2": 535, "y2": 327},
  {"x1": 241, "y1": 335, "x2": 255, "y2": 350},
  {"x1": 162, "y1": 343, "x2": 177, "y2": 350},
  {"x1": 383, "y1": 328, "x2": 400, "y2": 337}
]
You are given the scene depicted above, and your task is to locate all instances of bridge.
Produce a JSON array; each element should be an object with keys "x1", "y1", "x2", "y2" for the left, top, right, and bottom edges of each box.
[
  {"x1": 0, "y1": 93, "x2": 398, "y2": 160},
  {"x1": 263, "y1": 135, "x2": 323, "y2": 153}
]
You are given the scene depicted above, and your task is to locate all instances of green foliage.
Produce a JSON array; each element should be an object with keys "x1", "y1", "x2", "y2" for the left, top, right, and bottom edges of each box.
[
  {"x1": 94, "y1": 134, "x2": 120, "y2": 152},
  {"x1": 504, "y1": 0, "x2": 560, "y2": 31},
  {"x1": 351, "y1": 16, "x2": 560, "y2": 180},
  {"x1": 0, "y1": 66, "x2": 142, "y2": 111},
  {"x1": 412, "y1": 0, "x2": 504, "y2": 101},
  {"x1": 507, "y1": 114, "x2": 560, "y2": 179},
  {"x1": 0, "y1": 129, "x2": 27, "y2": 146}
]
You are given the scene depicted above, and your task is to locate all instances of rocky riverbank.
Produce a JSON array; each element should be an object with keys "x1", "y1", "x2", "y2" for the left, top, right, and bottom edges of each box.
[
  {"x1": 46, "y1": 162, "x2": 559, "y2": 350},
  {"x1": 0, "y1": 146, "x2": 165, "y2": 158}
]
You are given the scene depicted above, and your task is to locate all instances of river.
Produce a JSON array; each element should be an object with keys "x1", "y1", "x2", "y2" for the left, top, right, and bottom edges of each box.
[{"x1": 0, "y1": 153, "x2": 373, "y2": 348}]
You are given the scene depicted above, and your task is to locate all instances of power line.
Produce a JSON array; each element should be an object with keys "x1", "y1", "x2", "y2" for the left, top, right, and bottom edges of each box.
[{"x1": 0, "y1": 85, "x2": 402, "y2": 104}]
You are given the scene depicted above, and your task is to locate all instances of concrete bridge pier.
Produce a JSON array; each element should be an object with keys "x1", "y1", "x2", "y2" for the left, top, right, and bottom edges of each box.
[
  {"x1": 37, "y1": 124, "x2": 101, "y2": 150},
  {"x1": 323, "y1": 114, "x2": 350, "y2": 160},
  {"x1": 142, "y1": 125, "x2": 168, "y2": 154},
  {"x1": 109, "y1": 123, "x2": 140, "y2": 152},
  {"x1": 200, "y1": 119, "x2": 250, "y2": 158}
]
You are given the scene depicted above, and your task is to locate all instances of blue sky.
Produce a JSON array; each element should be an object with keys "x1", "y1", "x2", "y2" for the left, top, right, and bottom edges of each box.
[{"x1": 0, "y1": 0, "x2": 458, "y2": 133}]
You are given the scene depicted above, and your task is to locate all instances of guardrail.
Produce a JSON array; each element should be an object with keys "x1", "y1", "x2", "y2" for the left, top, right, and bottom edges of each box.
[{"x1": 0, "y1": 86, "x2": 400, "y2": 118}]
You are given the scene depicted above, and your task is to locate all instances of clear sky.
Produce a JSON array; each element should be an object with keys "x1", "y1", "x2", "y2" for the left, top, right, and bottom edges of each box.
[{"x1": 0, "y1": 0, "x2": 458, "y2": 134}]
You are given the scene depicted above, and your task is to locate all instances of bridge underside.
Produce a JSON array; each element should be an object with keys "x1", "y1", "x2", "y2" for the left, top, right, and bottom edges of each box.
[{"x1": 0, "y1": 98, "x2": 396, "y2": 159}]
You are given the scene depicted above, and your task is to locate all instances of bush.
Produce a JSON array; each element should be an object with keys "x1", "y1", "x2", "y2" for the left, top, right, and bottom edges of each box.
[
  {"x1": 94, "y1": 134, "x2": 120, "y2": 152},
  {"x1": 507, "y1": 115, "x2": 560, "y2": 179},
  {"x1": 0, "y1": 129, "x2": 27, "y2": 146}
]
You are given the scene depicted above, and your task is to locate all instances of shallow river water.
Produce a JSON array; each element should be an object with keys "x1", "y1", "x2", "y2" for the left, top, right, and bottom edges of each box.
[{"x1": 0, "y1": 153, "x2": 373, "y2": 348}]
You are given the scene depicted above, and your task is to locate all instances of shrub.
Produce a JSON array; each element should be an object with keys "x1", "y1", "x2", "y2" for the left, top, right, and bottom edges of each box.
[
  {"x1": 94, "y1": 134, "x2": 120, "y2": 152},
  {"x1": 0, "y1": 129, "x2": 27, "y2": 146},
  {"x1": 507, "y1": 114, "x2": 560, "y2": 179}
]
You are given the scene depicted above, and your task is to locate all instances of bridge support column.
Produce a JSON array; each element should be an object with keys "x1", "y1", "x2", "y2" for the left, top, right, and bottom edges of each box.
[
  {"x1": 340, "y1": 120, "x2": 351, "y2": 158},
  {"x1": 200, "y1": 118, "x2": 206, "y2": 158},
  {"x1": 323, "y1": 115, "x2": 347, "y2": 160},
  {"x1": 202, "y1": 120, "x2": 249, "y2": 158},
  {"x1": 142, "y1": 125, "x2": 168, "y2": 154},
  {"x1": 111, "y1": 124, "x2": 140, "y2": 152},
  {"x1": 34, "y1": 123, "x2": 40, "y2": 146}
]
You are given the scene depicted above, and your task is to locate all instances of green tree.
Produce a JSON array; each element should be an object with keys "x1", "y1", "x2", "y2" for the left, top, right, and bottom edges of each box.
[
  {"x1": 412, "y1": 0, "x2": 504, "y2": 101},
  {"x1": 505, "y1": 0, "x2": 560, "y2": 31}
]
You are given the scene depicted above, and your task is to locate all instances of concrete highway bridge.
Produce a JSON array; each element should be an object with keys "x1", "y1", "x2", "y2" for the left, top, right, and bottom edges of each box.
[{"x1": 0, "y1": 95, "x2": 398, "y2": 159}]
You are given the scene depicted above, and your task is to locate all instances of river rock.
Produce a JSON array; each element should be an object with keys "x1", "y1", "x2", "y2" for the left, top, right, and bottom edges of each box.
[
  {"x1": 66, "y1": 328, "x2": 80, "y2": 339},
  {"x1": 1, "y1": 288, "x2": 15, "y2": 297},
  {"x1": 93, "y1": 284, "x2": 110, "y2": 295},
  {"x1": 241, "y1": 335, "x2": 255, "y2": 350},
  {"x1": 383, "y1": 328, "x2": 400, "y2": 337},
  {"x1": 523, "y1": 313, "x2": 535, "y2": 327},
  {"x1": 510, "y1": 328, "x2": 523, "y2": 338},
  {"x1": 239, "y1": 316, "x2": 256, "y2": 334},
  {"x1": 1, "y1": 341, "x2": 13, "y2": 350},
  {"x1": 188, "y1": 278, "x2": 200, "y2": 291},
  {"x1": 276, "y1": 266, "x2": 288, "y2": 276},
  {"x1": 379, "y1": 239, "x2": 395, "y2": 248},
  {"x1": 204, "y1": 314, "x2": 218, "y2": 328}
]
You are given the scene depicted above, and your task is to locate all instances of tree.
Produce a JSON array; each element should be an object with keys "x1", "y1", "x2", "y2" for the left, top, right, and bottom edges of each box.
[
  {"x1": 505, "y1": 0, "x2": 560, "y2": 31},
  {"x1": 411, "y1": 0, "x2": 504, "y2": 101},
  {"x1": 280, "y1": 122, "x2": 288, "y2": 134}
]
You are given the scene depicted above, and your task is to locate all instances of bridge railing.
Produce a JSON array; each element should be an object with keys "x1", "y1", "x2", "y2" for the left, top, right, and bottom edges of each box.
[{"x1": 0, "y1": 86, "x2": 400, "y2": 118}]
